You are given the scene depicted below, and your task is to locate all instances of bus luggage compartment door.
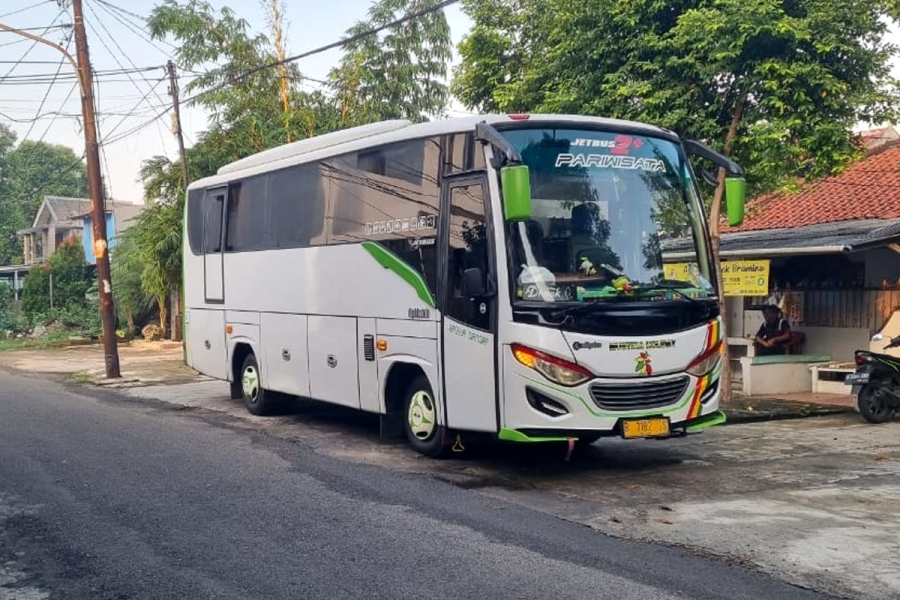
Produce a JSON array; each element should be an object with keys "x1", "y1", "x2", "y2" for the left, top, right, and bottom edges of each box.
[{"x1": 308, "y1": 316, "x2": 361, "y2": 409}]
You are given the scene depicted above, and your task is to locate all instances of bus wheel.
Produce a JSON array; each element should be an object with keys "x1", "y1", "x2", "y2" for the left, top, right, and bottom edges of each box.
[
  {"x1": 404, "y1": 375, "x2": 448, "y2": 458},
  {"x1": 240, "y1": 354, "x2": 276, "y2": 416}
]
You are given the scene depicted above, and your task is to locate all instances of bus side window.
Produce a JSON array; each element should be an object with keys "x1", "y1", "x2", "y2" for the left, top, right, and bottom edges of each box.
[
  {"x1": 446, "y1": 182, "x2": 490, "y2": 331},
  {"x1": 204, "y1": 192, "x2": 224, "y2": 253}
]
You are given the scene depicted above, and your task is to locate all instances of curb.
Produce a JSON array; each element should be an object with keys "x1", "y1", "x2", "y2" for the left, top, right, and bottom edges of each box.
[{"x1": 722, "y1": 405, "x2": 855, "y2": 424}]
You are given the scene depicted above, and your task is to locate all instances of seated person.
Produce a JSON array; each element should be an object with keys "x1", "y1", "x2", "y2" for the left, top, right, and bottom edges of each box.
[{"x1": 754, "y1": 305, "x2": 792, "y2": 356}]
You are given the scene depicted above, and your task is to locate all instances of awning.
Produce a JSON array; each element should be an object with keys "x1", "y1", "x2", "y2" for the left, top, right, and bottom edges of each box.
[{"x1": 663, "y1": 218, "x2": 900, "y2": 260}]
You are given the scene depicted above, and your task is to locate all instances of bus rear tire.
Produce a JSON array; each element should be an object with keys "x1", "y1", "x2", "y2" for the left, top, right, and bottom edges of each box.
[
  {"x1": 240, "y1": 353, "x2": 276, "y2": 416},
  {"x1": 403, "y1": 375, "x2": 449, "y2": 458}
]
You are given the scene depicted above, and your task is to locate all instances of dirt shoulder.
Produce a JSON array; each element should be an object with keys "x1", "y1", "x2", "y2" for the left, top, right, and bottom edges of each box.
[{"x1": 0, "y1": 341, "x2": 208, "y2": 387}]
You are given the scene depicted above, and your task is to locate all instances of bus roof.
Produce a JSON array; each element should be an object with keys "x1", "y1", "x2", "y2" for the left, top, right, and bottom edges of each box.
[{"x1": 188, "y1": 113, "x2": 675, "y2": 191}]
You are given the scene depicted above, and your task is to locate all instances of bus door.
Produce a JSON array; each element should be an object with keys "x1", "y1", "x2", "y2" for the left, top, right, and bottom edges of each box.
[
  {"x1": 440, "y1": 176, "x2": 498, "y2": 433},
  {"x1": 204, "y1": 187, "x2": 226, "y2": 303}
]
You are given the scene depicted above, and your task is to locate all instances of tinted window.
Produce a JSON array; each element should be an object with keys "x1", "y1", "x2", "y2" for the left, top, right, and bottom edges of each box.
[
  {"x1": 269, "y1": 163, "x2": 327, "y2": 248},
  {"x1": 327, "y1": 138, "x2": 441, "y2": 244},
  {"x1": 441, "y1": 133, "x2": 485, "y2": 175},
  {"x1": 187, "y1": 189, "x2": 204, "y2": 254},
  {"x1": 326, "y1": 137, "x2": 441, "y2": 298},
  {"x1": 225, "y1": 176, "x2": 269, "y2": 251},
  {"x1": 203, "y1": 190, "x2": 225, "y2": 253},
  {"x1": 445, "y1": 181, "x2": 490, "y2": 330}
]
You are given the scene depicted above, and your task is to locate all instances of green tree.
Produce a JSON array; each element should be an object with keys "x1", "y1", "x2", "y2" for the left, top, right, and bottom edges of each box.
[
  {"x1": 455, "y1": 0, "x2": 900, "y2": 398},
  {"x1": 454, "y1": 0, "x2": 900, "y2": 195},
  {"x1": 330, "y1": 0, "x2": 453, "y2": 124},
  {"x1": 20, "y1": 238, "x2": 89, "y2": 316},
  {"x1": 111, "y1": 231, "x2": 156, "y2": 334},
  {"x1": 0, "y1": 129, "x2": 89, "y2": 265}
]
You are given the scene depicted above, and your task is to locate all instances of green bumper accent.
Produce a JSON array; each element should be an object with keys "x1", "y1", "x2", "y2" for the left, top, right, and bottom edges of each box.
[
  {"x1": 499, "y1": 428, "x2": 571, "y2": 443},
  {"x1": 361, "y1": 242, "x2": 435, "y2": 308},
  {"x1": 685, "y1": 410, "x2": 727, "y2": 432}
]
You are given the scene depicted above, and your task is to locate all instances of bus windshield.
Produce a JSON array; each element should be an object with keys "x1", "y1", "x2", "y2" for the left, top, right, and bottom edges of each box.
[{"x1": 499, "y1": 127, "x2": 716, "y2": 304}]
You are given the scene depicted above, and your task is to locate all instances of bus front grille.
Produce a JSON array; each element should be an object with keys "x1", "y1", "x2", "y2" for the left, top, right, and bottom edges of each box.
[{"x1": 589, "y1": 376, "x2": 690, "y2": 412}]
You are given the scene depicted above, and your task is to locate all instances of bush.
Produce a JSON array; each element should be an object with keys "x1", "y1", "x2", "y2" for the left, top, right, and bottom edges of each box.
[{"x1": 21, "y1": 239, "x2": 90, "y2": 316}]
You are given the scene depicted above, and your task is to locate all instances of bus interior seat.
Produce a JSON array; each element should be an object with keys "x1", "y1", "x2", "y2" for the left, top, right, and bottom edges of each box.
[{"x1": 570, "y1": 203, "x2": 600, "y2": 270}]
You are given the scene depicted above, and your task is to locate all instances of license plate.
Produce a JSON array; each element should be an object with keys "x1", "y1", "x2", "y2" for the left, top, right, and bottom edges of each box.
[
  {"x1": 844, "y1": 373, "x2": 871, "y2": 385},
  {"x1": 622, "y1": 418, "x2": 670, "y2": 439}
]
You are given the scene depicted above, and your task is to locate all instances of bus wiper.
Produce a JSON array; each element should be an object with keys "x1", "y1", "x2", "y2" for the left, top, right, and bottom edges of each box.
[
  {"x1": 546, "y1": 301, "x2": 613, "y2": 323},
  {"x1": 638, "y1": 281, "x2": 715, "y2": 310}
]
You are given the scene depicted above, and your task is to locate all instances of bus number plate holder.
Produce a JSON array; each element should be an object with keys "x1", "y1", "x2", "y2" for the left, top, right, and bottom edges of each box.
[{"x1": 622, "y1": 417, "x2": 670, "y2": 439}]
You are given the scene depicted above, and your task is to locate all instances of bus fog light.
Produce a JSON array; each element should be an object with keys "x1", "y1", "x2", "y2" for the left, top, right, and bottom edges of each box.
[{"x1": 512, "y1": 344, "x2": 592, "y2": 387}]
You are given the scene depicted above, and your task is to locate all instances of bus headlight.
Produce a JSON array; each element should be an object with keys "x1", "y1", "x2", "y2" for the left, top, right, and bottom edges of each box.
[
  {"x1": 511, "y1": 344, "x2": 593, "y2": 387},
  {"x1": 686, "y1": 342, "x2": 723, "y2": 377}
]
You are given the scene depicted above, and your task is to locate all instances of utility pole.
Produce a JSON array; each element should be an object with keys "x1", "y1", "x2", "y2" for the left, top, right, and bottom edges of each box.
[
  {"x1": 166, "y1": 60, "x2": 189, "y2": 189},
  {"x1": 72, "y1": 0, "x2": 120, "y2": 378},
  {"x1": 166, "y1": 60, "x2": 187, "y2": 343}
]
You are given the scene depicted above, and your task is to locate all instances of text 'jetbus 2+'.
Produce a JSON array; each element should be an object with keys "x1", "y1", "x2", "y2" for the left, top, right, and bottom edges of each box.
[{"x1": 182, "y1": 114, "x2": 746, "y2": 458}]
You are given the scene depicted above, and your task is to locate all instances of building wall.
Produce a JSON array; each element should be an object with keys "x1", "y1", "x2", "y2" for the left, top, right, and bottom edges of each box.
[{"x1": 800, "y1": 326, "x2": 870, "y2": 362}]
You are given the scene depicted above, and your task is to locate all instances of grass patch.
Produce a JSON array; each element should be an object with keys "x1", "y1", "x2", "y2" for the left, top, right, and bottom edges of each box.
[
  {"x1": 69, "y1": 371, "x2": 94, "y2": 385},
  {"x1": 0, "y1": 330, "x2": 81, "y2": 352}
]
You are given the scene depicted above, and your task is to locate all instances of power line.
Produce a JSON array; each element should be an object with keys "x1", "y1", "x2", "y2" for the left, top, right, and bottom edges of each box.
[
  {"x1": 0, "y1": 1, "x2": 52, "y2": 20},
  {"x1": 0, "y1": 24, "x2": 71, "y2": 32},
  {"x1": 84, "y1": 1, "x2": 169, "y2": 112},
  {"x1": 106, "y1": 0, "x2": 459, "y2": 147},
  {"x1": 101, "y1": 76, "x2": 167, "y2": 141},
  {"x1": 93, "y1": 0, "x2": 179, "y2": 56},
  {"x1": 0, "y1": 8, "x2": 67, "y2": 83},
  {"x1": 17, "y1": 30, "x2": 71, "y2": 140}
]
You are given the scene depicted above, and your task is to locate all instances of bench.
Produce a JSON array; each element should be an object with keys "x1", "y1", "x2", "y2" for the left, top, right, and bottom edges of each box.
[
  {"x1": 809, "y1": 362, "x2": 856, "y2": 394},
  {"x1": 739, "y1": 354, "x2": 832, "y2": 396}
]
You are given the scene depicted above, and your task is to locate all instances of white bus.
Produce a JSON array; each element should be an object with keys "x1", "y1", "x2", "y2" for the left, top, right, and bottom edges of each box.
[{"x1": 183, "y1": 114, "x2": 746, "y2": 457}]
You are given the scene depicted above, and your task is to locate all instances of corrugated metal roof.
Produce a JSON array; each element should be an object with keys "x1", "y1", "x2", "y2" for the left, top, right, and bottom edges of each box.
[{"x1": 663, "y1": 218, "x2": 900, "y2": 257}]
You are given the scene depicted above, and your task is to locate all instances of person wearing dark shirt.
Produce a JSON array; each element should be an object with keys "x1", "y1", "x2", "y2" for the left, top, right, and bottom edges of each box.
[{"x1": 754, "y1": 305, "x2": 792, "y2": 356}]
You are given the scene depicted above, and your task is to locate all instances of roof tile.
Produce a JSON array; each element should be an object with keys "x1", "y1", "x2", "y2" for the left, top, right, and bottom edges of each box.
[{"x1": 725, "y1": 143, "x2": 900, "y2": 232}]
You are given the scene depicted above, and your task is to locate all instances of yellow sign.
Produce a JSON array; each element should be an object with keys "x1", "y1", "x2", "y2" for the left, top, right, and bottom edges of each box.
[{"x1": 664, "y1": 260, "x2": 769, "y2": 297}]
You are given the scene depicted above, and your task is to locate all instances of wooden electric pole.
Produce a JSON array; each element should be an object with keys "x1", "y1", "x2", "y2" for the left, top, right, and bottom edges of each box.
[
  {"x1": 167, "y1": 60, "x2": 187, "y2": 343},
  {"x1": 167, "y1": 60, "x2": 189, "y2": 189},
  {"x1": 72, "y1": 0, "x2": 120, "y2": 378}
]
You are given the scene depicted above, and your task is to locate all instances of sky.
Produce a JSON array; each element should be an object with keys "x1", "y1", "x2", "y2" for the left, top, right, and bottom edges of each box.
[
  {"x1": 0, "y1": 0, "x2": 473, "y2": 204},
  {"x1": 1, "y1": 1, "x2": 899, "y2": 206}
]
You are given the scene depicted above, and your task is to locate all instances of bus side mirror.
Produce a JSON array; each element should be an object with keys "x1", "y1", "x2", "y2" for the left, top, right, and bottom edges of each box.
[
  {"x1": 725, "y1": 177, "x2": 746, "y2": 228},
  {"x1": 500, "y1": 164, "x2": 532, "y2": 222}
]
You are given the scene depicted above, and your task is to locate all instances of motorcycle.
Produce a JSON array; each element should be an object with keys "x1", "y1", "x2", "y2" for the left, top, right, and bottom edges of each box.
[{"x1": 846, "y1": 333, "x2": 900, "y2": 423}]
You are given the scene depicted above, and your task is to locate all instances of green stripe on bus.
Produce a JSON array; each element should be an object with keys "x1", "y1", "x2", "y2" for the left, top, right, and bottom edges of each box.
[{"x1": 361, "y1": 242, "x2": 435, "y2": 308}]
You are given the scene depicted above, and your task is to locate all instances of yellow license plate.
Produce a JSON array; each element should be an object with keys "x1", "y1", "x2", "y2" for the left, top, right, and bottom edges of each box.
[{"x1": 622, "y1": 418, "x2": 670, "y2": 439}]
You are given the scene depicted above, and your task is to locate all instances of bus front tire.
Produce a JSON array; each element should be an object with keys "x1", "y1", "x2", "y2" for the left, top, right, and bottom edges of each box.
[
  {"x1": 403, "y1": 375, "x2": 449, "y2": 458},
  {"x1": 240, "y1": 354, "x2": 276, "y2": 416}
]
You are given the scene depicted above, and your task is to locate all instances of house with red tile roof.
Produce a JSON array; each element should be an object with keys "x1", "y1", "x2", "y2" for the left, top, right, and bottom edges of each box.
[{"x1": 665, "y1": 135, "x2": 900, "y2": 396}]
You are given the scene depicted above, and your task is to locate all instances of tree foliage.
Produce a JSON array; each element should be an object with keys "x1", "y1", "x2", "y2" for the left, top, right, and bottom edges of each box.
[
  {"x1": 331, "y1": 0, "x2": 452, "y2": 124},
  {"x1": 21, "y1": 238, "x2": 89, "y2": 315},
  {"x1": 453, "y1": 0, "x2": 900, "y2": 196},
  {"x1": 0, "y1": 125, "x2": 89, "y2": 265},
  {"x1": 129, "y1": 0, "x2": 455, "y2": 337}
]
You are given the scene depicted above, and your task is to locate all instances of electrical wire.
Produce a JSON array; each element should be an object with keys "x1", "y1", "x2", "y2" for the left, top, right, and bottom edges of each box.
[
  {"x1": 85, "y1": 1, "x2": 170, "y2": 113},
  {"x1": 0, "y1": 1, "x2": 52, "y2": 20},
  {"x1": 92, "y1": 0, "x2": 179, "y2": 56},
  {"x1": 13, "y1": 29, "x2": 70, "y2": 141},
  {"x1": 102, "y1": 0, "x2": 460, "y2": 147},
  {"x1": 0, "y1": 8, "x2": 66, "y2": 83}
]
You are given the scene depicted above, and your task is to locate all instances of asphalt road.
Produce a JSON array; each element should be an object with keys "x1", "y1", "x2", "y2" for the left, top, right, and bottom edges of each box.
[{"x1": 0, "y1": 370, "x2": 834, "y2": 600}]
